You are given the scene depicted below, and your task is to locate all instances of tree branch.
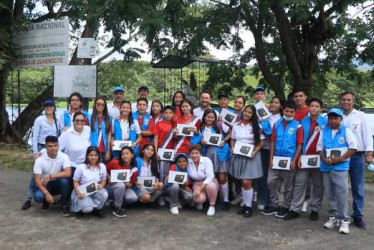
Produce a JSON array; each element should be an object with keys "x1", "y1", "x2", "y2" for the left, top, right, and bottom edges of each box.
[{"x1": 31, "y1": 9, "x2": 74, "y2": 23}]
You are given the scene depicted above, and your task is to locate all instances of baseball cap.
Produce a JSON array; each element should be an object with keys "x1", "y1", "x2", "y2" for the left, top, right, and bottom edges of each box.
[
  {"x1": 253, "y1": 86, "x2": 265, "y2": 93},
  {"x1": 113, "y1": 86, "x2": 125, "y2": 92},
  {"x1": 174, "y1": 153, "x2": 188, "y2": 162},
  {"x1": 138, "y1": 85, "x2": 149, "y2": 92},
  {"x1": 218, "y1": 92, "x2": 229, "y2": 99},
  {"x1": 43, "y1": 98, "x2": 55, "y2": 106},
  {"x1": 327, "y1": 108, "x2": 343, "y2": 117}
]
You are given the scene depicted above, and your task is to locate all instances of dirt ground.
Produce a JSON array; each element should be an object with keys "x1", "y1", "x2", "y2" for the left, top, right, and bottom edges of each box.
[{"x1": 1, "y1": 166, "x2": 373, "y2": 250}]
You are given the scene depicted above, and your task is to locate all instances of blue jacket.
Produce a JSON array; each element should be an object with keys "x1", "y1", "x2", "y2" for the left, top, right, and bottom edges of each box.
[
  {"x1": 197, "y1": 126, "x2": 231, "y2": 161},
  {"x1": 63, "y1": 110, "x2": 89, "y2": 127},
  {"x1": 90, "y1": 116, "x2": 110, "y2": 152},
  {"x1": 274, "y1": 119, "x2": 300, "y2": 160},
  {"x1": 301, "y1": 116, "x2": 328, "y2": 155},
  {"x1": 112, "y1": 119, "x2": 139, "y2": 156},
  {"x1": 320, "y1": 125, "x2": 350, "y2": 172}
]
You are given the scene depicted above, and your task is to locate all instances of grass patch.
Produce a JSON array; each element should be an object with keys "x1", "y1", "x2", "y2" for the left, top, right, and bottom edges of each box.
[
  {"x1": 365, "y1": 168, "x2": 374, "y2": 184},
  {"x1": 0, "y1": 143, "x2": 34, "y2": 171}
]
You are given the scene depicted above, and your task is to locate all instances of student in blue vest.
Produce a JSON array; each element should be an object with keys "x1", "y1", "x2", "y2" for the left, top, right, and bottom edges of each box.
[
  {"x1": 132, "y1": 97, "x2": 152, "y2": 151},
  {"x1": 90, "y1": 97, "x2": 112, "y2": 162},
  {"x1": 110, "y1": 101, "x2": 142, "y2": 158},
  {"x1": 262, "y1": 101, "x2": 303, "y2": 218},
  {"x1": 199, "y1": 109, "x2": 232, "y2": 211},
  {"x1": 317, "y1": 108, "x2": 357, "y2": 234},
  {"x1": 214, "y1": 92, "x2": 235, "y2": 114},
  {"x1": 59, "y1": 92, "x2": 89, "y2": 129},
  {"x1": 284, "y1": 98, "x2": 327, "y2": 221}
]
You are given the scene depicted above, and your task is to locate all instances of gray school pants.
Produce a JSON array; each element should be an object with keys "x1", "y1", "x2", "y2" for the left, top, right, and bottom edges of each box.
[
  {"x1": 323, "y1": 170, "x2": 349, "y2": 220},
  {"x1": 105, "y1": 182, "x2": 138, "y2": 208},
  {"x1": 268, "y1": 168, "x2": 295, "y2": 209},
  {"x1": 168, "y1": 183, "x2": 194, "y2": 208},
  {"x1": 290, "y1": 168, "x2": 324, "y2": 213}
]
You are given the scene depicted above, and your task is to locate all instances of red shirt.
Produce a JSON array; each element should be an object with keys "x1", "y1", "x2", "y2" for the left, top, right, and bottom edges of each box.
[
  {"x1": 170, "y1": 164, "x2": 192, "y2": 187},
  {"x1": 174, "y1": 115, "x2": 201, "y2": 154},
  {"x1": 147, "y1": 116, "x2": 162, "y2": 135},
  {"x1": 174, "y1": 106, "x2": 182, "y2": 120},
  {"x1": 106, "y1": 159, "x2": 137, "y2": 185},
  {"x1": 305, "y1": 119, "x2": 320, "y2": 155},
  {"x1": 97, "y1": 116, "x2": 105, "y2": 153},
  {"x1": 154, "y1": 120, "x2": 175, "y2": 149},
  {"x1": 271, "y1": 120, "x2": 303, "y2": 144},
  {"x1": 294, "y1": 105, "x2": 309, "y2": 121}
]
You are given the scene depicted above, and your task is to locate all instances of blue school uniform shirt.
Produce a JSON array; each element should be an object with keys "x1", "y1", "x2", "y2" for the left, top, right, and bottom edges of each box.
[
  {"x1": 274, "y1": 119, "x2": 300, "y2": 160},
  {"x1": 112, "y1": 118, "x2": 139, "y2": 156},
  {"x1": 89, "y1": 115, "x2": 111, "y2": 153},
  {"x1": 301, "y1": 115, "x2": 327, "y2": 155}
]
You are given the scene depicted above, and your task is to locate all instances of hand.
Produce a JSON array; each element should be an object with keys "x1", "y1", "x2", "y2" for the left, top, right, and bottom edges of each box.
[
  {"x1": 34, "y1": 152, "x2": 42, "y2": 160},
  {"x1": 365, "y1": 153, "x2": 373, "y2": 164},
  {"x1": 157, "y1": 154, "x2": 161, "y2": 161},
  {"x1": 97, "y1": 183, "x2": 103, "y2": 190},
  {"x1": 194, "y1": 189, "x2": 202, "y2": 198},
  {"x1": 331, "y1": 157, "x2": 343, "y2": 165},
  {"x1": 131, "y1": 142, "x2": 137, "y2": 148},
  {"x1": 201, "y1": 138, "x2": 207, "y2": 145},
  {"x1": 45, "y1": 192, "x2": 54, "y2": 204},
  {"x1": 173, "y1": 128, "x2": 179, "y2": 134},
  {"x1": 251, "y1": 151, "x2": 257, "y2": 158},
  {"x1": 297, "y1": 157, "x2": 302, "y2": 168},
  {"x1": 78, "y1": 193, "x2": 86, "y2": 199},
  {"x1": 323, "y1": 157, "x2": 332, "y2": 165},
  {"x1": 191, "y1": 126, "x2": 198, "y2": 134},
  {"x1": 269, "y1": 160, "x2": 273, "y2": 169},
  {"x1": 41, "y1": 175, "x2": 51, "y2": 186},
  {"x1": 64, "y1": 126, "x2": 70, "y2": 131},
  {"x1": 218, "y1": 141, "x2": 225, "y2": 148},
  {"x1": 136, "y1": 182, "x2": 142, "y2": 188},
  {"x1": 105, "y1": 152, "x2": 111, "y2": 161},
  {"x1": 291, "y1": 160, "x2": 297, "y2": 170}
]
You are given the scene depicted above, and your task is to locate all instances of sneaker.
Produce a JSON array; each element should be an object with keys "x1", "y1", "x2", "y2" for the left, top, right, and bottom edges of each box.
[
  {"x1": 42, "y1": 200, "x2": 50, "y2": 210},
  {"x1": 257, "y1": 204, "x2": 265, "y2": 211},
  {"x1": 339, "y1": 220, "x2": 350, "y2": 234},
  {"x1": 283, "y1": 210, "x2": 299, "y2": 220},
  {"x1": 230, "y1": 195, "x2": 242, "y2": 205},
  {"x1": 177, "y1": 203, "x2": 183, "y2": 210},
  {"x1": 253, "y1": 191, "x2": 257, "y2": 203},
  {"x1": 158, "y1": 196, "x2": 166, "y2": 207},
  {"x1": 113, "y1": 207, "x2": 127, "y2": 218},
  {"x1": 196, "y1": 203, "x2": 203, "y2": 210},
  {"x1": 309, "y1": 211, "x2": 319, "y2": 221},
  {"x1": 60, "y1": 205, "x2": 70, "y2": 217},
  {"x1": 221, "y1": 202, "x2": 230, "y2": 211},
  {"x1": 207, "y1": 206, "x2": 215, "y2": 216},
  {"x1": 237, "y1": 206, "x2": 245, "y2": 215},
  {"x1": 170, "y1": 206, "x2": 179, "y2": 215},
  {"x1": 324, "y1": 217, "x2": 339, "y2": 229},
  {"x1": 240, "y1": 201, "x2": 244, "y2": 207},
  {"x1": 261, "y1": 206, "x2": 278, "y2": 216},
  {"x1": 301, "y1": 201, "x2": 308, "y2": 213},
  {"x1": 353, "y1": 218, "x2": 366, "y2": 230},
  {"x1": 94, "y1": 209, "x2": 106, "y2": 218},
  {"x1": 243, "y1": 206, "x2": 253, "y2": 218},
  {"x1": 21, "y1": 200, "x2": 31, "y2": 210},
  {"x1": 275, "y1": 207, "x2": 289, "y2": 218}
]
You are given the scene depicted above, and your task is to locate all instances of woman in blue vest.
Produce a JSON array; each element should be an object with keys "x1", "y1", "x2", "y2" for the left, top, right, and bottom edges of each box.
[
  {"x1": 111, "y1": 101, "x2": 142, "y2": 158},
  {"x1": 199, "y1": 109, "x2": 232, "y2": 211},
  {"x1": 59, "y1": 92, "x2": 89, "y2": 129},
  {"x1": 90, "y1": 97, "x2": 112, "y2": 162}
]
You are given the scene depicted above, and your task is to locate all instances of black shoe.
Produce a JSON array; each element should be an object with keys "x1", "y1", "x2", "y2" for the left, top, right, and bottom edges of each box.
[
  {"x1": 353, "y1": 218, "x2": 366, "y2": 230},
  {"x1": 261, "y1": 206, "x2": 278, "y2": 216},
  {"x1": 94, "y1": 209, "x2": 106, "y2": 218},
  {"x1": 21, "y1": 200, "x2": 31, "y2": 210},
  {"x1": 60, "y1": 205, "x2": 70, "y2": 217},
  {"x1": 309, "y1": 211, "x2": 319, "y2": 221},
  {"x1": 221, "y1": 202, "x2": 230, "y2": 211},
  {"x1": 243, "y1": 206, "x2": 253, "y2": 218},
  {"x1": 113, "y1": 207, "x2": 127, "y2": 218},
  {"x1": 42, "y1": 200, "x2": 50, "y2": 210},
  {"x1": 283, "y1": 210, "x2": 299, "y2": 220},
  {"x1": 237, "y1": 206, "x2": 245, "y2": 215},
  {"x1": 275, "y1": 207, "x2": 289, "y2": 218}
]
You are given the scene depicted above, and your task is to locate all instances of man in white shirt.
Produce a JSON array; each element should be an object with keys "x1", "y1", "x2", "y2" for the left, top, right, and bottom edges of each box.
[
  {"x1": 193, "y1": 90, "x2": 218, "y2": 119},
  {"x1": 32, "y1": 136, "x2": 71, "y2": 216},
  {"x1": 131, "y1": 85, "x2": 152, "y2": 113},
  {"x1": 340, "y1": 92, "x2": 373, "y2": 229},
  {"x1": 107, "y1": 86, "x2": 125, "y2": 119}
]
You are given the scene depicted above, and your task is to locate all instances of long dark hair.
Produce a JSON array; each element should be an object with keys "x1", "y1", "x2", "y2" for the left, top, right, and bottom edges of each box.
[
  {"x1": 120, "y1": 101, "x2": 134, "y2": 125},
  {"x1": 243, "y1": 105, "x2": 261, "y2": 146},
  {"x1": 68, "y1": 92, "x2": 84, "y2": 109},
  {"x1": 140, "y1": 144, "x2": 159, "y2": 178},
  {"x1": 180, "y1": 99, "x2": 194, "y2": 116},
  {"x1": 118, "y1": 146, "x2": 137, "y2": 168},
  {"x1": 91, "y1": 96, "x2": 111, "y2": 134},
  {"x1": 172, "y1": 91, "x2": 186, "y2": 108},
  {"x1": 84, "y1": 146, "x2": 101, "y2": 165},
  {"x1": 200, "y1": 109, "x2": 220, "y2": 134},
  {"x1": 270, "y1": 96, "x2": 285, "y2": 116},
  {"x1": 150, "y1": 100, "x2": 163, "y2": 118}
]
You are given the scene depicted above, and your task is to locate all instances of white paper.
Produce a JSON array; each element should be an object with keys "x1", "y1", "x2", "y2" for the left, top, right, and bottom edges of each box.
[
  {"x1": 220, "y1": 109, "x2": 238, "y2": 125},
  {"x1": 112, "y1": 140, "x2": 132, "y2": 151},
  {"x1": 158, "y1": 149, "x2": 176, "y2": 162},
  {"x1": 77, "y1": 38, "x2": 97, "y2": 58},
  {"x1": 78, "y1": 181, "x2": 98, "y2": 196},
  {"x1": 137, "y1": 176, "x2": 156, "y2": 189},
  {"x1": 326, "y1": 147, "x2": 348, "y2": 159},
  {"x1": 204, "y1": 133, "x2": 222, "y2": 146},
  {"x1": 233, "y1": 142, "x2": 254, "y2": 158},
  {"x1": 255, "y1": 101, "x2": 271, "y2": 120},
  {"x1": 167, "y1": 171, "x2": 188, "y2": 184},
  {"x1": 300, "y1": 155, "x2": 320, "y2": 169},
  {"x1": 176, "y1": 124, "x2": 194, "y2": 137},
  {"x1": 272, "y1": 156, "x2": 291, "y2": 170},
  {"x1": 110, "y1": 169, "x2": 131, "y2": 183}
]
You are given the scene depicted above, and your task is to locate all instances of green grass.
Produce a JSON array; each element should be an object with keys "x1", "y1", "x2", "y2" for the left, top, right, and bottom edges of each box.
[
  {"x1": 0, "y1": 143, "x2": 34, "y2": 171},
  {"x1": 365, "y1": 168, "x2": 374, "y2": 183}
]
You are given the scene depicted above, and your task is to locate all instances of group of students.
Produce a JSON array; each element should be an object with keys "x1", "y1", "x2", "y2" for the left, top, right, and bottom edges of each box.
[{"x1": 21, "y1": 85, "x2": 373, "y2": 235}]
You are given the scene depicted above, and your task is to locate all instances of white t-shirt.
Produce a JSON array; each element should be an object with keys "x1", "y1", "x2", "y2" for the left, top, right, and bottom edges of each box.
[
  {"x1": 316, "y1": 127, "x2": 358, "y2": 152},
  {"x1": 139, "y1": 161, "x2": 152, "y2": 177},
  {"x1": 58, "y1": 126, "x2": 91, "y2": 167},
  {"x1": 187, "y1": 157, "x2": 215, "y2": 184},
  {"x1": 131, "y1": 101, "x2": 152, "y2": 114},
  {"x1": 114, "y1": 119, "x2": 141, "y2": 140},
  {"x1": 232, "y1": 122, "x2": 265, "y2": 145},
  {"x1": 73, "y1": 163, "x2": 107, "y2": 185},
  {"x1": 107, "y1": 103, "x2": 121, "y2": 120},
  {"x1": 33, "y1": 151, "x2": 71, "y2": 179},
  {"x1": 193, "y1": 107, "x2": 218, "y2": 120}
]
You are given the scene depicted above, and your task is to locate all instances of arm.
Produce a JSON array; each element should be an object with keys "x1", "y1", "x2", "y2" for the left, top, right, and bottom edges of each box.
[
  {"x1": 34, "y1": 174, "x2": 54, "y2": 204},
  {"x1": 292, "y1": 143, "x2": 303, "y2": 170},
  {"x1": 154, "y1": 135, "x2": 159, "y2": 152},
  {"x1": 230, "y1": 138, "x2": 236, "y2": 153},
  {"x1": 269, "y1": 141, "x2": 275, "y2": 168},
  {"x1": 32, "y1": 118, "x2": 41, "y2": 154},
  {"x1": 252, "y1": 139, "x2": 264, "y2": 157},
  {"x1": 362, "y1": 115, "x2": 373, "y2": 163}
]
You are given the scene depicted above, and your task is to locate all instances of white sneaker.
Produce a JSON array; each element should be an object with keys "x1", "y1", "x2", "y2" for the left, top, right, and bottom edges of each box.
[
  {"x1": 301, "y1": 201, "x2": 308, "y2": 213},
  {"x1": 339, "y1": 220, "x2": 350, "y2": 234},
  {"x1": 207, "y1": 206, "x2": 215, "y2": 216},
  {"x1": 196, "y1": 203, "x2": 203, "y2": 210},
  {"x1": 230, "y1": 195, "x2": 242, "y2": 205},
  {"x1": 324, "y1": 217, "x2": 339, "y2": 229},
  {"x1": 240, "y1": 201, "x2": 244, "y2": 207},
  {"x1": 158, "y1": 196, "x2": 166, "y2": 207},
  {"x1": 257, "y1": 204, "x2": 265, "y2": 211},
  {"x1": 170, "y1": 206, "x2": 179, "y2": 215}
]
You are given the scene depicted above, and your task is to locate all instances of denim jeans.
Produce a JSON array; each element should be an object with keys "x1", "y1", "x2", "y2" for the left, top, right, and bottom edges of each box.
[
  {"x1": 33, "y1": 178, "x2": 70, "y2": 206},
  {"x1": 349, "y1": 152, "x2": 365, "y2": 219}
]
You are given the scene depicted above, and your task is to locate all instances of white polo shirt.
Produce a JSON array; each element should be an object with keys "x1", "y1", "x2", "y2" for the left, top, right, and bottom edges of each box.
[
  {"x1": 342, "y1": 109, "x2": 373, "y2": 152},
  {"x1": 58, "y1": 126, "x2": 91, "y2": 167},
  {"x1": 131, "y1": 101, "x2": 152, "y2": 114},
  {"x1": 114, "y1": 119, "x2": 141, "y2": 140},
  {"x1": 316, "y1": 127, "x2": 358, "y2": 152},
  {"x1": 33, "y1": 151, "x2": 71, "y2": 179},
  {"x1": 73, "y1": 163, "x2": 107, "y2": 185},
  {"x1": 187, "y1": 157, "x2": 215, "y2": 184},
  {"x1": 107, "y1": 102, "x2": 121, "y2": 120},
  {"x1": 193, "y1": 106, "x2": 218, "y2": 119},
  {"x1": 232, "y1": 122, "x2": 265, "y2": 144}
]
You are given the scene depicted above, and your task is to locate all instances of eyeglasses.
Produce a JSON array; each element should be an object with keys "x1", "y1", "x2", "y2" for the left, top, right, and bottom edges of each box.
[{"x1": 75, "y1": 119, "x2": 85, "y2": 123}]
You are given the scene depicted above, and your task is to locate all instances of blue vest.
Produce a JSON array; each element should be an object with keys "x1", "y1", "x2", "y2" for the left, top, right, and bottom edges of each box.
[
  {"x1": 90, "y1": 116, "x2": 110, "y2": 152},
  {"x1": 132, "y1": 112, "x2": 151, "y2": 131},
  {"x1": 320, "y1": 125, "x2": 350, "y2": 172},
  {"x1": 214, "y1": 107, "x2": 235, "y2": 114},
  {"x1": 63, "y1": 110, "x2": 89, "y2": 127},
  {"x1": 261, "y1": 119, "x2": 272, "y2": 136},
  {"x1": 301, "y1": 116, "x2": 327, "y2": 155},
  {"x1": 199, "y1": 127, "x2": 231, "y2": 161},
  {"x1": 274, "y1": 119, "x2": 299, "y2": 160},
  {"x1": 112, "y1": 119, "x2": 139, "y2": 156}
]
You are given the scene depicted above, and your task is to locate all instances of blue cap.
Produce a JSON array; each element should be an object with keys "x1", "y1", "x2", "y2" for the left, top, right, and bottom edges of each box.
[
  {"x1": 253, "y1": 86, "x2": 265, "y2": 93},
  {"x1": 174, "y1": 153, "x2": 188, "y2": 162},
  {"x1": 113, "y1": 86, "x2": 124, "y2": 92},
  {"x1": 327, "y1": 108, "x2": 343, "y2": 117},
  {"x1": 44, "y1": 98, "x2": 55, "y2": 106}
]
